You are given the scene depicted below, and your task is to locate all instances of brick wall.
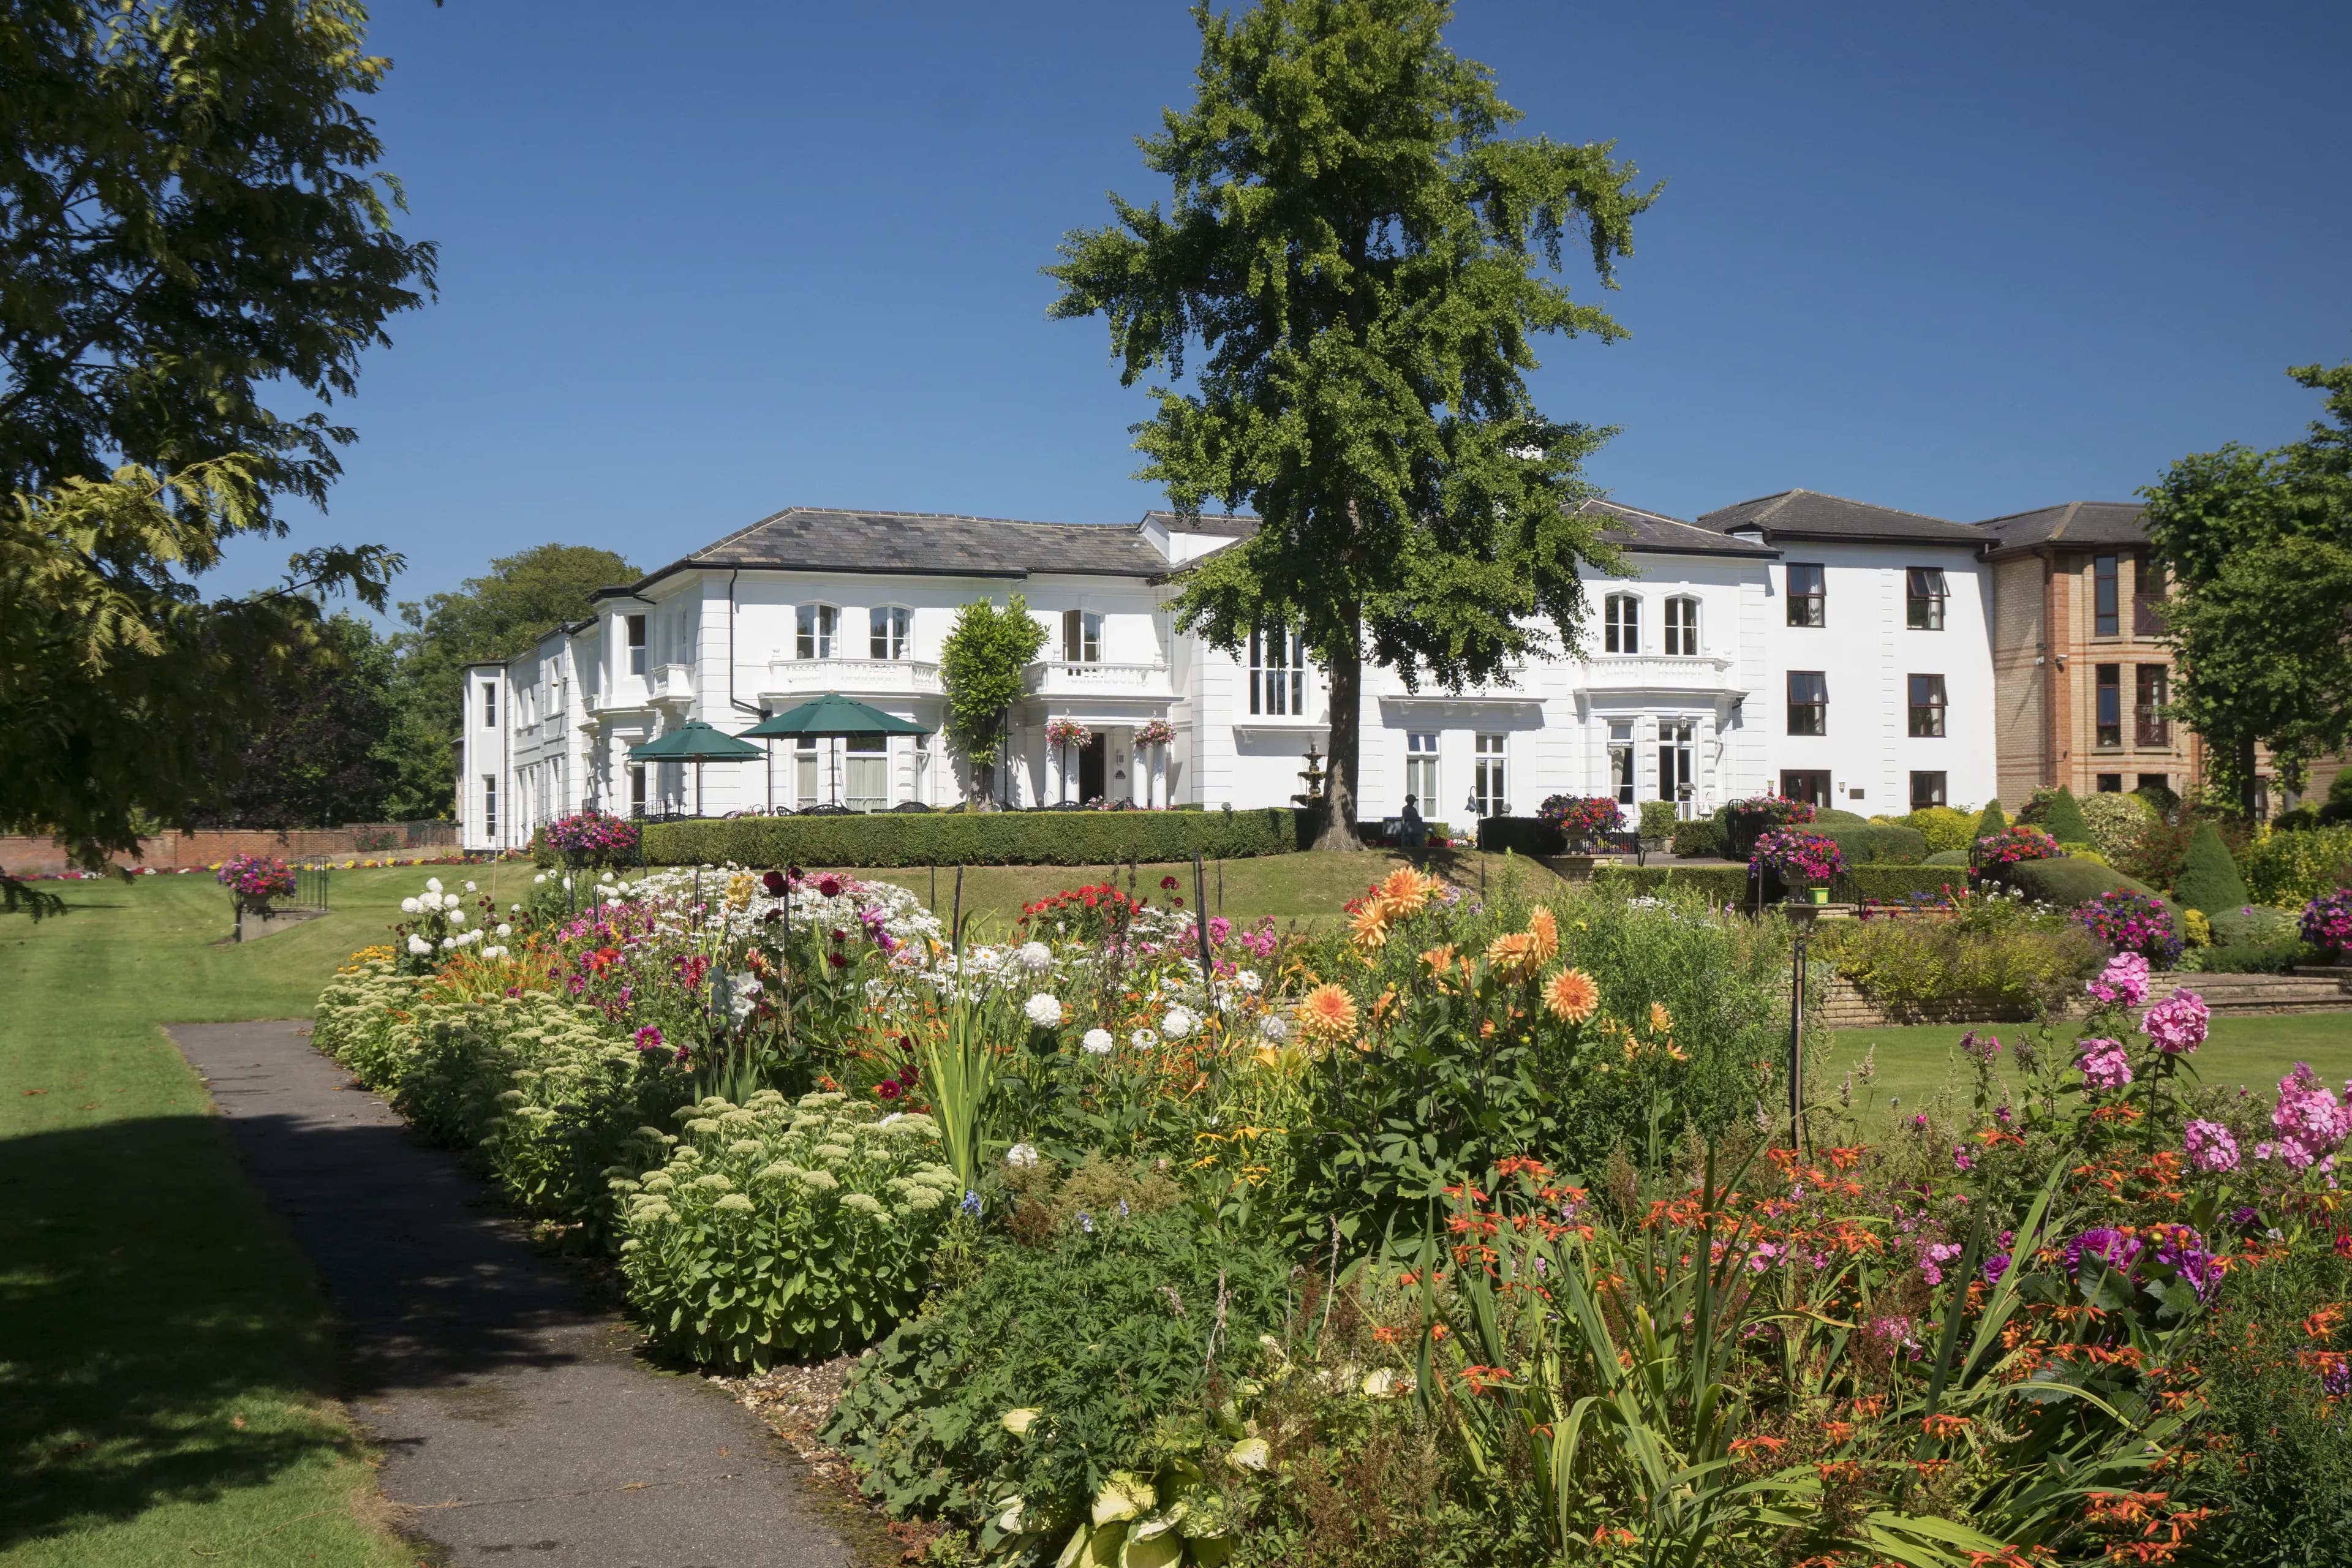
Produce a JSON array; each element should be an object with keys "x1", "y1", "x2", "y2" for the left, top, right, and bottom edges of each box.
[{"x1": 1, "y1": 823, "x2": 457, "y2": 876}]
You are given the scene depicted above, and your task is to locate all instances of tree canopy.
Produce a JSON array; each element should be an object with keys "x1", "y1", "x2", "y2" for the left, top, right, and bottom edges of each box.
[
  {"x1": 1048, "y1": 0, "x2": 1652, "y2": 845},
  {"x1": 384, "y1": 543, "x2": 637, "y2": 818},
  {"x1": 938, "y1": 595, "x2": 1047, "y2": 805},
  {"x1": 186, "y1": 612, "x2": 398, "y2": 830},
  {"x1": 2140, "y1": 363, "x2": 2352, "y2": 816}
]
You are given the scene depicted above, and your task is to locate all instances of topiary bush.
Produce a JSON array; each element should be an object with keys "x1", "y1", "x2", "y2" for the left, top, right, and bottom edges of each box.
[
  {"x1": 642, "y1": 807, "x2": 1306, "y2": 867},
  {"x1": 1899, "y1": 805, "x2": 1974, "y2": 854},
  {"x1": 2171, "y1": 818, "x2": 2252, "y2": 913},
  {"x1": 2039, "y1": 785, "x2": 2092, "y2": 845},
  {"x1": 2079, "y1": 791, "x2": 2158, "y2": 861},
  {"x1": 1815, "y1": 823, "x2": 1928, "y2": 865},
  {"x1": 2008, "y1": 858, "x2": 2158, "y2": 907},
  {"x1": 1974, "y1": 797, "x2": 2008, "y2": 838},
  {"x1": 1812, "y1": 807, "x2": 1869, "y2": 827}
]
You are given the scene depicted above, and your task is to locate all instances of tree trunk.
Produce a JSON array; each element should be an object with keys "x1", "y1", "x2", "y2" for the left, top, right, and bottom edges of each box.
[
  {"x1": 1314, "y1": 633, "x2": 1363, "y2": 851},
  {"x1": 2236, "y1": 734, "x2": 2259, "y2": 821}
]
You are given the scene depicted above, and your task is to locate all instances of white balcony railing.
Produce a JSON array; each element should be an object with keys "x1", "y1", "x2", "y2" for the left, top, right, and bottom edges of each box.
[
  {"x1": 764, "y1": 657, "x2": 943, "y2": 698},
  {"x1": 1573, "y1": 654, "x2": 1736, "y2": 694},
  {"x1": 1025, "y1": 660, "x2": 1177, "y2": 700}
]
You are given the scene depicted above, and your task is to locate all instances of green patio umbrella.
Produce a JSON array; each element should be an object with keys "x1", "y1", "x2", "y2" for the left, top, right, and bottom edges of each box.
[
  {"x1": 741, "y1": 694, "x2": 930, "y2": 809},
  {"x1": 628, "y1": 719, "x2": 765, "y2": 817}
]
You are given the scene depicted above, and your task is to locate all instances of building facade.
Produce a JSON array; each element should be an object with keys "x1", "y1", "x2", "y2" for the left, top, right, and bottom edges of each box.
[{"x1": 456, "y1": 492, "x2": 2007, "y2": 853}]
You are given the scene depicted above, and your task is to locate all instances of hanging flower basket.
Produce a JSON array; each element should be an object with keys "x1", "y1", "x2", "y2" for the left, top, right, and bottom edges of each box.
[
  {"x1": 1045, "y1": 718, "x2": 1093, "y2": 750},
  {"x1": 1134, "y1": 718, "x2": 1175, "y2": 747},
  {"x1": 217, "y1": 853, "x2": 296, "y2": 917},
  {"x1": 542, "y1": 809, "x2": 641, "y2": 868}
]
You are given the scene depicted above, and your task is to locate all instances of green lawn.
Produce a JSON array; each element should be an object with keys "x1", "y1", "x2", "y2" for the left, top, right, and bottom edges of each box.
[
  {"x1": 1824, "y1": 1012, "x2": 2352, "y2": 1133},
  {"x1": 0, "y1": 865, "x2": 446, "y2": 1567}
]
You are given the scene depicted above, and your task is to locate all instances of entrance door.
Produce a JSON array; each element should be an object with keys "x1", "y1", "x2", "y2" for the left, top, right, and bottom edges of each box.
[
  {"x1": 1779, "y1": 769, "x2": 1831, "y2": 809},
  {"x1": 1078, "y1": 734, "x2": 1107, "y2": 803},
  {"x1": 1657, "y1": 722, "x2": 1694, "y2": 814}
]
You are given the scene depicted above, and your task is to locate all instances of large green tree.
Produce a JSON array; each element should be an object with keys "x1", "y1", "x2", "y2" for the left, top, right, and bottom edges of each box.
[
  {"x1": 1049, "y1": 0, "x2": 1652, "y2": 846},
  {"x1": 185, "y1": 611, "x2": 398, "y2": 829},
  {"x1": 1, "y1": 0, "x2": 433, "y2": 913},
  {"x1": 384, "y1": 543, "x2": 637, "y2": 818},
  {"x1": 938, "y1": 594, "x2": 1049, "y2": 807},
  {"x1": 2139, "y1": 363, "x2": 2352, "y2": 818}
]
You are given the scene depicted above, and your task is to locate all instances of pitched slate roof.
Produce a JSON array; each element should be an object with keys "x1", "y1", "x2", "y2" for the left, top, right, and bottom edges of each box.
[
  {"x1": 1141, "y1": 509, "x2": 1259, "y2": 539},
  {"x1": 602, "y1": 507, "x2": 1175, "y2": 596},
  {"x1": 1975, "y1": 500, "x2": 2148, "y2": 551},
  {"x1": 1696, "y1": 488, "x2": 1986, "y2": 546},
  {"x1": 1574, "y1": 498, "x2": 1779, "y2": 558}
]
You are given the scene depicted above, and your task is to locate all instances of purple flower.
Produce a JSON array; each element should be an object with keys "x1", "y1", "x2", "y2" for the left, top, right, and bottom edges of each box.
[
  {"x1": 2064, "y1": 1227, "x2": 2143, "y2": 1277},
  {"x1": 1981, "y1": 1252, "x2": 2011, "y2": 1286},
  {"x1": 2256, "y1": 1063, "x2": 2352, "y2": 1170},
  {"x1": 1960, "y1": 1030, "x2": 2003, "y2": 1065},
  {"x1": 2087, "y1": 951, "x2": 2150, "y2": 1006},
  {"x1": 2184, "y1": 1118, "x2": 2240, "y2": 1174},
  {"x1": 2142, "y1": 988, "x2": 2209, "y2": 1054},
  {"x1": 633, "y1": 1023, "x2": 665, "y2": 1054},
  {"x1": 2076, "y1": 1036, "x2": 2133, "y2": 1093}
]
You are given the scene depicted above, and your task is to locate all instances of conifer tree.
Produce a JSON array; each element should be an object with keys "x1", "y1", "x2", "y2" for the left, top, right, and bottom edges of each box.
[
  {"x1": 2043, "y1": 786, "x2": 2092, "y2": 845},
  {"x1": 2170, "y1": 819, "x2": 2250, "y2": 913}
]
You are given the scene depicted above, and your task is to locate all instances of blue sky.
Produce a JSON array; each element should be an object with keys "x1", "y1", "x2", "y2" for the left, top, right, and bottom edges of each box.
[{"x1": 239, "y1": 0, "x2": 2352, "y2": 613}]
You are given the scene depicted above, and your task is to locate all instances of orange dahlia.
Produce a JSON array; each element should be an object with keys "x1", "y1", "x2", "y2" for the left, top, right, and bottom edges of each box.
[
  {"x1": 1484, "y1": 930, "x2": 1542, "y2": 981},
  {"x1": 1348, "y1": 903, "x2": 1390, "y2": 951},
  {"x1": 1377, "y1": 867, "x2": 1439, "y2": 915},
  {"x1": 1526, "y1": 906, "x2": 1559, "y2": 963},
  {"x1": 1544, "y1": 967, "x2": 1600, "y2": 1023},
  {"x1": 1295, "y1": 982, "x2": 1360, "y2": 1044},
  {"x1": 1649, "y1": 1001, "x2": 1673, "y2": 1036}
]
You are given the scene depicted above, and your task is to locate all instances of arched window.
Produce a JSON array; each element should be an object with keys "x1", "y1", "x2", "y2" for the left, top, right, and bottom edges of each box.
[
  {"x1": 1664, "y1": 596, "x2": 1700, "y2": 656},
  {"x1": 796, "y1": 603, "x2": 839, "y2": 660},
  {"x1": 1604, "y1": 594, "x2": 1640, "y2": 654},
  {"x1": 870, "y1": 605, "x2": 911, "y2": 660}
]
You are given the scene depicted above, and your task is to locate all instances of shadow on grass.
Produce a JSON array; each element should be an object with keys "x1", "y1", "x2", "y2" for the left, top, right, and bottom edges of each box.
[{"x1": 0, "y1": 1108, "x2": 591, "y2": 1550}]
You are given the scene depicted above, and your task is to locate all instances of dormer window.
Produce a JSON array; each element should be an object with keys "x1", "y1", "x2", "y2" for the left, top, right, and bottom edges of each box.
[
  {"x1": 796, "y1": 604, "x2": 839, "y2": 660},
  {"x1": 870, "y1": 606, "x2": 911, "y2": 660},
  {"x1": 1604, "y1": 594, "x2": 1640, "y2": 654},
  {"x1": 1663, "y1": 596, "x2": 1700, "y2": 657},
  {"x1": 1061, "y1": 609, "x2": 1102, "y2": 663}
]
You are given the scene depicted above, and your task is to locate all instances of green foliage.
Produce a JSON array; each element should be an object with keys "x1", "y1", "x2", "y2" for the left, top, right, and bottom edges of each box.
[
  {"x1": 938, "y1": 594, "x2": 1050, "y2": 794},
  {"x1": 1047, "y1": 0, "x2": 1652, "y2": 840},
  {"x1": 822, "y1": 1207, "x2": 1293, "y2": 1553},
  {"x1": 185, "y1": 612, "x2": 397, "y2": 828},
  {"x1": 2141, "y1": 360, "x2": 2352, "y2": 814},
  {"x1": 2040, "y1": 785, "x2": 2092, "y2": 845},
  {"x1": 616, "y1": 1091, "x2": 959, "y2": 1369},
  {"x1": 2078, "y1": 790, "x2": 2158, "y2": 861},
  {"x1": 1636, "y1": 800, "x2": 1681, "y2": 840},
  {"x1": 1813, "y1": 907, "x2": 2101, "y2": 1016},
  {"x1": 1817, "y1": 822, "x2": 1928, "y2": 865},
  {"x1": 1975, "y1": 797, "x2": 2008, "y2": 837},
  {"x1": 2171, "y1": 818, "x2": 2252, "y2": 913},
  {"x1": 1812, "y1": 807, "x2": 1869, "y2": 827},
  {"x1": 2007, "y1": 857, "x2": 2157, "y2": 906},
  {"x1": 1668, "y1": 815, "x2": 1726, "y2": 858},
  {"x1": 385, "y1": 543, "x2": 637, "y2": 818},
  {"x1": 1925, "y1": 849, "x2": 1972, "y2": 867},
  {"x1": 0, "y1": 0, "x2": 436, "y2": 510},
  {"x1": 1591, "y1": 864, "x2": 1748, "y2": 903},
  {"x1": 2244, "y1": 824, "x2": 2352, "y2": 908},
  {"x1": 643, "y1": 809, "x2": 1308, "y2": 868},
  {"x1": 1, "y1": 458, "x2": 399, "y2": 915},
  {"x1": 1900, "y1": 805, "x2": 1975, "y2": 854}
]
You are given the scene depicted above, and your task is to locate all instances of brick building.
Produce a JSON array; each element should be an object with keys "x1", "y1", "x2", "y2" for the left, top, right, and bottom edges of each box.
[{"x1": 1977, "y1": 501, "x2": 2202, "y2": 808}]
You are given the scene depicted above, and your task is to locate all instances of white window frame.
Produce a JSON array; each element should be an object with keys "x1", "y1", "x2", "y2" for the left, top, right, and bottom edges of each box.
[
  {"x1": 1664, "y1": 596, "x2": 1700, "y2": 657},
  {"x1": 1608, "y1": 719, "x2": 1635, "y2": 805},
  {"x1": 796, "y1": 603, "x2": 839, "y2": 660},
  {"x1": 1404, "y1": 731, "x2": 1439, "y2": 810},
  {"x1": 1604, "y1": 594, "x2": 1640, "y2": 655},
  {"x1": 1060, "y1": 608, "x2": 1104, "y2": 663},
  {"x1": 1249, "y1": 624, "x2": 1304, "y2": 715},
  {"x1": 1472, "y1": 733, "x2": 1506, "y2": 818},
  {"x1": 1657, "y1": 719, "x2": 1694, "y2": 810},
  {"x1": 626, "y1": 614, "x2": 647, "y2": 676},
  {"x1": 481, "y1": 774, "x2": 499, "y2": 840},
  {"x1": 845, "y1": 734, "x2": 889, "y2": 813},
  {"x1": 870, "y1": 605, "x2": 913, "y2": 660},
  {"x1": 793, "y1": 734, "x2": 821, "y2": 807},
  {"x1": 481, "y1": 681, "x2": 497, "y2": 728}
]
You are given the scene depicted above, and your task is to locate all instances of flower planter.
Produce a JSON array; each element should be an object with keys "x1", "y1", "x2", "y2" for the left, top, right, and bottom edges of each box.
[{"x1": 1809, "y1": 884, "x2": 1830, "y2": 905}]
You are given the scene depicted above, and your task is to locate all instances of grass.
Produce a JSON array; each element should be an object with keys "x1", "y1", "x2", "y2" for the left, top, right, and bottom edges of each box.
[
  {"x1": 0, "y1": 865, "x2": 453, "y2": 1567},
  {"x1": 829, "y1": 847, "x2": 1569, "y2": 935},
  {"x1": 1823, "y1": 1012, "x2": 2352, "y2": 1134}
]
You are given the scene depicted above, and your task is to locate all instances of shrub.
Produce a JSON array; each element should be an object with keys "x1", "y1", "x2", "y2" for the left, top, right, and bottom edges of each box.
[
  {"x1": 1669, "y1": 815, "x2": 1727, "y2": 858},
  {"x1": 616, "y1": 1090, "x2": 958, "y2": 1368},
  {"x1": 823, "y1": 1207, "x2": 1293, "y2": 1554},
  {"x1": 1899, "y1": 805, "x2": 1974, "y2": 854},
  {"x1": 2180, "y1": 938, "x2": 2312, "y2": 974},
  {"x1": 2172, "y1": 818, "x2": 2252, "y2": 913},
  {"x1": 1924, "y1": 848, "x2": 1971, "y2": 867},
  {"x1": 2322, "y1": 769, "x2": 2352, "y2": 824},
  {"x1": 2040, "y1": 784, "x2": 2092, "y2": 844},
  {"x1": 642, "y1": 807, "x2": 1306, "y2": 867},
  {"x1": 2212, "y1": 904, "x2": 2300, "y2": 949},
  {"x1": 2075, "y1": 889, "x2": 2186, "y2": 968},
  {"x1": 1815, "y1": 823, "x2": 1927, "y2": 865},
  {"x1": 1812, "y1": 806, "x2": 1869, "y2": 827},
  {"x1": 2122, "y1": 812, "x2": 2252, "y2": 894},
  {"x1": 2304, "y1": 889, "x2": 2352, "y2": 959},
  {"x1": 1814, "y1": 908, "x2": 2100, "y2": 1015},
  {"x1": 1590, "y1": 864, "x2": 1749, "y2": 903},
  {"x1": 1636, "y1": 799, "x2": 1681, "y2": 840},
  {"x1": 2132, "y1": 778, "x2": 2179, "y2": 815},
  {"x1": 2079, "y1": 790, "x2": 2157, "y2": 861},
  {"x1": 1476, "y1": 815, "x2": 1564, "y2": 856},
  {"x1": 1974, "y1": 797, "x2": 2008, "y2": 837},
  {"x1": 2008, "y1": 857, "x2": 2157, "y2": 906},
  {"x1": 2244, "y1": 824, "x2": 2352, "y2": 907},
  {"x1": 1976, "y1": 825, "x2": 2062, "y2": 869}
]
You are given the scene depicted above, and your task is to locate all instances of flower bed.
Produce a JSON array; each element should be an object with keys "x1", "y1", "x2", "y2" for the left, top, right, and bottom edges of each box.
[
  {"x1": 537, "y1": 807, "x2": 641, "y2": 867},
  {"x1": 2076, "y1": 887, "x2": 2187, "y2": 968},
  {"x1": 1535, "y1": 793, "x2": 1621, "y2": 844},
  {"x1": 216, "y1": 853, "x2": 296, "y2": 914},
  {"x1": 1750, "y1": 826, "x2": 1843, "y2": 892},
  {"x1": 2302, "y1": 887, "x2": 2352, "y2": 959},
  {"x1": 1975, "y1": 823, "x2": 2062, "y2": 869}
]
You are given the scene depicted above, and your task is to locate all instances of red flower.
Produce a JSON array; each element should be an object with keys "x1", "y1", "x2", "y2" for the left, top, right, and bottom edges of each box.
[
  {"x1": 876, "y1": 1079, "x2": 903, "y2": 1100},
  {"x1": 816, "y1": 874, "x2": 844, "y2": 898},
  {"x1": 761, "y1": 870, "x2": 787, "y2": 895},
  {"x1": 826, "y1": 952, "x2": 849, "y2": 969},
  {"x1": 1161, "y1": 876, "x2": 1180, "y2": 890}
]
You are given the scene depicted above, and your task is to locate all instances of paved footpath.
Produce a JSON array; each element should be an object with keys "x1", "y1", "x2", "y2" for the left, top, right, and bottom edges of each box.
[{"x1": 171, "y1": 1021, "x2": 861, "y2": 1568}]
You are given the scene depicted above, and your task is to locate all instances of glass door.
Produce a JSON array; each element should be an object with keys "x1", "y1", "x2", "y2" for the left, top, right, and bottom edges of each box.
[
  {"x1": 1657, "y1": 721, "x2": 1694, "y2": 816},
  {"x1": 846, "y1": 736, "x2": 888, "y2": 812}
]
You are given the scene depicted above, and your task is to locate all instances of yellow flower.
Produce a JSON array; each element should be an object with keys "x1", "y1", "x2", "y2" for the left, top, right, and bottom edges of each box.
[
  {"x1": 1526, "y1": 906, "x2": 1559, "y2": 964},
  {"x1": 1295, "y1": 982, "x2": 1360, "y2": 1044},
  {"x1": 1544, "y1": 968, "x2": 1600, "y2": 1023}
]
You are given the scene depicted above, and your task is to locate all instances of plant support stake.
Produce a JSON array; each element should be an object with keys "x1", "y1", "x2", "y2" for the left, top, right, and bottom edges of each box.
[
  {"x1": 1193, "y1": 851, "x2": 1218, "y2": 1021},
  {"x1": 1788, "y1": 929, "x2": 1807, "y2": 1152}
]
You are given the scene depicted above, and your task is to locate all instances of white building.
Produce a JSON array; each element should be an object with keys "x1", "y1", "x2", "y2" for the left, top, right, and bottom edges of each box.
[{"x1": 455, "y1": 492, "x2": 1999, "y2": 851}]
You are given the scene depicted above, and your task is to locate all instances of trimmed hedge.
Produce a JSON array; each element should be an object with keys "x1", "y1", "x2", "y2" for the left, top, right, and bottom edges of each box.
[
  {"x1": 1671, "y1": 816, "x2": 1728, "y2": 859},
  {"x1": 2007, "y1": 857, "x2": 2157, "y2": 906},
  {"x1": 1591, "y1": 864, "x2": 1752, "y2": 903},
  {"x1": 641, "y1": 808, "x2": 1308, "y2": 868},
  {"x1": 1846, "y1": 865, "x2": 1973, "y2": 903},
  {"x1": 1818, "y1": 823, "x2": 1929, "y2": 865}
]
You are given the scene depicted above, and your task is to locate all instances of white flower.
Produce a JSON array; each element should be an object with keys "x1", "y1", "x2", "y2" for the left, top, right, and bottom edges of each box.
[
  {"x1": 533, "y1": 873, "x2": 548, "y2": 886},
  {"x1": 1005, "y1": 1142, "x2": 1041, "y2": 1170},
  {"x1": 448, "y1": 909, "x2": 466, "y2": 928},
  {"x1": 562, "y1": 875, "x2": 573, "y2": 890},
  {"x1": 440, "y1": 936, "x2": 456, "y2": 951},
  {"x1": 1130, "y1": 1028, "x2": 1159, "y2": 1050},
  {"x1": 601, "y1": 870, "x2": 616, "y2": 883},
  {"x1": 1259, "y1": 1014, "x2": 1291, "y2": 1042},
  {"x1": 496, "y1": 923, "x2": 513, "y2": 937},
  {"x1": 1162, "y1": 1006, "x2": 1196, "y2": 1040},
  {"x1": 426, "y1": 877, "x2": 442, "y2": 894},
  {"x1": 1017, "y1": 940, "x2": 1053, "y2": 972},
  {"x1": 1024, "y1": 993, "x2": 1064, "y2": 1028},
  {"x1": 400, "y1": 897, "x2": 420, "y2": 915},
  {"x1": 510, "y1": 903, "x2": 521, "y2": 913},
  {"x1": 407, "y1": 933, "x2": 432, "y2": 956},
  {"x1": 464, "y1": 880, "x2": 477, "y2": 892},
  {"x1": 1235, "y1": 970, "x2": 1262, "y2": 995},
  {"x1": 1081, "y1": 1028, "x2": 1114, "y2": 1055}
]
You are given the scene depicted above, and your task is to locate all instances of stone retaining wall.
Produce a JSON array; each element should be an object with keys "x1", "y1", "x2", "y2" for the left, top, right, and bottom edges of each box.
[{"x1": 1, "y1": 823, "x2": 456, "y2": 875}]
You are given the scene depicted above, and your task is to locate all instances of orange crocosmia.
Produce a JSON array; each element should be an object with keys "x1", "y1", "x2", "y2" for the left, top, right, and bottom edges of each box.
[
  {"x1": 1526, "y1": 905, "x2": 1559, "y2": 963},
  {"x1": 1920, "y1": 1413, "x2": 1972, "y2": 1440},
  {"x1": 1544, "y1": 967, "x2": 1601, "y2": 1023},
  {"x1": 1349, "y1": 903, "x2": 1391, "y2": 951},
  {"x1": 1821, "y1": 1420, "x2": 1855, "y2": 1444},
  {"x1": 1729, "y1": 1435, "x2": 1787, "y2": 1459},
  {"x1": 1295, "y1": 983, "x2": 1360, "y2": 1043}
]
